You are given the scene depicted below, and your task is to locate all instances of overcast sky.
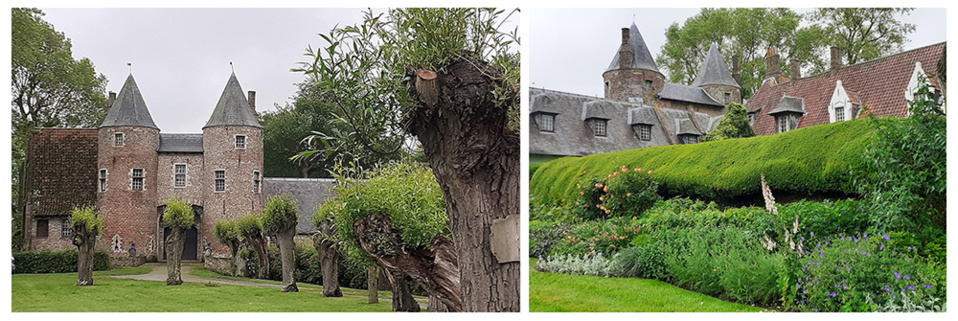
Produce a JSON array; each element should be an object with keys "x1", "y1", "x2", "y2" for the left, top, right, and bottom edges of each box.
[
  {"x1": 38, "y1": 8, "x2": 374, "y2": 133},
  {"x1": 529, "y1": 8, "x2": 947, "y2": 98}
]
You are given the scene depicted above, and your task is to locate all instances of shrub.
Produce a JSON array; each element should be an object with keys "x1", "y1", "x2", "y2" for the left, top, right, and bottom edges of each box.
[
  {"x1": 13, "y1": 250, "x2": 109, "y2": 273},
  {"x1": 531, "y1": 119, "x2": 873, "y2": 203},
  {"x1": 529, "y1": 196, "x2": 577, "y2": 223},
  {"x1": 776, "y1": 199, "x2": 870, "y2": 241},
  {"x1": 703, "y1": 102, "x2": 755, "y2": 141},
  {"x1": 613, "y1": 241, "x2": 667, "y2": 280},
  {"x1": 534, "y1": 253, "x2": 616, "y2": 277},
  {"x1": 571, "y1": 166, "x2": 660, "y2": 220},
  {"x1": 529, "y1": 220, "x2": 569, "y2": 258},
  {"x1": 553, "y1": 216, "x2": 643, "y2": 257}
]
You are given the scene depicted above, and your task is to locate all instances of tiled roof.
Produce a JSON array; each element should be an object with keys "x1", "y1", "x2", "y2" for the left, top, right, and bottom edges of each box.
[
  {"x1": 747, "y1": 42, "x2": 944, "y2": 136},
  {"x1": 26, "y1": 128, "x2": 99, "y2": 216}
]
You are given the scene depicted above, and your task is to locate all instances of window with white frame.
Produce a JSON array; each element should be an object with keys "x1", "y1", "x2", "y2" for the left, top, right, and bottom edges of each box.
[
  {"x1": 747, "y1": 113, "x2": 756, "y2": 125},
  {"x1": 99, "y1": 169, "x2": 107, "y2": 192},
  {"x1": 61, "y1": 219, "x2": 72, "y2": 238},
  {"x1": 235, "y1": 135, "x2": 247, "y2": 149},
  {"x1": 174, "y1": 164, "x2": 187, "y2": 188},
  {"x1": 588, "y1": 119, "x2": 608, "y2": 137},
  {"x1": 835, "y1": 107, "x2": 845, "y2": 122},
  {"x1": 535, "y1": 113, "x2": 555, "y2": 132},
  {"x1": 776, "y1": 116, "x2": 789, "y2": 133},
  {"x1": 681, "y1": 135, "x2": 699, "y2": 144},
  {"x1": 253, "y1": 171, "x2": 261, "y2": 193},
  {"x1": 114, "y1": 133, "x2": 124, "y2": 146},
  {"x1": 215, "y1": 170, "x2": 225, "y2": 192},
  {"x1": 131, "y1": 168, "x2": 144, "y2": 190}
]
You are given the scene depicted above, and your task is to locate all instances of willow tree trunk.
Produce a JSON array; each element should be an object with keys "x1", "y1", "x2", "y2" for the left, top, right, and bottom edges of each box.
[
  {"x1": 427, "y1": 295, "x2": 450, "y2": 312},
  {"x1": 314, "y1": 236, "x2": 342, "y2": 297},
  {"x1": 385, "y1": 271, "x2": 420, "y2": 312},
  {"x1": 73, "y1": 230, "x2": 97, "y2": 286},
  {"x1": 275, "y1": 229, "x2": 298, "y2": 292},
  {"x1": 353, "y1": 214, "x2": 461, "y2": 311},
  {"x1": 406, "y1": 59, "x2": 521, "y2": 311},
  {"x1": 166, "y1": 227, "x2": 185, "y2": 285},
  {"x1": 367, "y1": 265, "x2": 379, "y2": 304},
  {"x1": 245, "y1": 234, "x2": 269, "y2": 279}
]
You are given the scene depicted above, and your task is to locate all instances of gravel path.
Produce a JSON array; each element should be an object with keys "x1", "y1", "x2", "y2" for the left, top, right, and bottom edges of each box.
[{"x1": 111, "y1": 262, "x2": 281, "y2": 288}]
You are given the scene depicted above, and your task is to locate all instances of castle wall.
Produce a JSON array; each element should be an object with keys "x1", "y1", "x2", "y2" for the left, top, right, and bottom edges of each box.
[
  {"x1": 701, "y1": 84, "x2": 742, "y2": 107},
  {"x1": 156, "y1": 153, "x2": 206, "y2": 206},
  {"x1": 602, "y1": 69, "x2": 665, "y2": 103},
  {"x1": 202, "y1": 126, "x2": 264, "y2": 256}
]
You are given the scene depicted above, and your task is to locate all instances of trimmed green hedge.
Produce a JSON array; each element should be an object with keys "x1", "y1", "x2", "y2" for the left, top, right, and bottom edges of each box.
[
  {"x1": 531, "y1": 119, "x2": 873, "y2": 203},
  {"x1": 13, "y1": 250, "x2": 110, "y2": 274}
]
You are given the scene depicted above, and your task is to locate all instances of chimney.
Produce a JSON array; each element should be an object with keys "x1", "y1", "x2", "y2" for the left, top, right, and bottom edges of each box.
[
  {"x1": 732, "y1": 55, "x2": 742, "y2": 86},
  {"x1": 247, "y1": 91, "x2": 256, "y2": 114},
  {"x1": 789, "y1": 59, "x2": 801, "y2": 80},
  {"x1": 107, "y1": 91, "x2": 116, "y2": 107},
  {"x1": 618, "y1": 27, "x2": 632, "y2": 69},
  {"x1": 830, "y1": 46, "x2": 842, "y2": 70},
  {"x1": 765, "y1": 48, "x2": 781, "y2": 79}
]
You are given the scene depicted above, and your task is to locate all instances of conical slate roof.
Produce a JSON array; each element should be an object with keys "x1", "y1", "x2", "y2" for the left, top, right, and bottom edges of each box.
[
  {"x1": 204, "y1": 73, "x2": 262, "y2": 128},
  {"x1": 100, "y1": 74, "x2": 158, "y2": 129},
  {"x1": 606, "y1": 23, "x2": 659, "y2": 72},
  {"x1": 691, "y1": 43, "x2": 740, "y2": 88}
]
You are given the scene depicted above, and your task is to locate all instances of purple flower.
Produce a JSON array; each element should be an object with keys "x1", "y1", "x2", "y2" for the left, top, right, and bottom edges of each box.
[
  {"x1": 834, "y1": 283, "x2": 839, "y2": 288},
  {"x1": 924, "y1": 284, "x2": 932, "y2": 290},
  {"x1": 885, "y1": 285, "x2": 892, "y2": 292},
  {"x1": 868, "y1": 253, "x2": 871, "y2": 258},
  {"x1": 861, "y1": 251, "x2": 866, "y2": 255},
  {"x1": 843, "y1": 249, "x2": 847, "y2": 253},
  {"x1": 905, "y1": 275, "x2": 910, "y2": 280},
  {"x1": 864, "y1": 233, "x2": 868, "y2": 239},
  {"x1": 810, "y1": 232, "x2": 814, "y2": 236},
  {"x1": 840, "y1": 236, "x2": 845, "y2": 240},
  {"x1": 820, "y1": 250, "x2": 823, "y2": 258},
  {"x1": 814, "y1": 307, "x2": 818, "y2": 312},
  {"x1": 853, "y1": 237, "x2": 858, "y2": 243},
  {"x1": 830, "y1": 291, "x2": 837, "y2": 297},
  {"x1": 894, "y1": 271, "x2": 901, "y2": 279},
  {"x1": 817, "y1": 243, "x2": 821, "y2": 248},
  {"x1": 908, "y1": 285, "x2": 915, "y2": 291},
  {"x1": 882, "y1": 233, "x2": 890, "y2": 241},
  {"x1": 892, "y1": 294, "x2": 896, "y2": 299},
  {"x1": 843, "y1": 284, "x2": 848, "y2": 289},
  {"x1": 816, "y1": 260, "x2": 820, "y2": 266},
  {"x1": 846, "y1": 266, "x2": 851, "y2": 272},
  {"x1": 880, "y1": 242, "x2": 884, "y2": 251}
]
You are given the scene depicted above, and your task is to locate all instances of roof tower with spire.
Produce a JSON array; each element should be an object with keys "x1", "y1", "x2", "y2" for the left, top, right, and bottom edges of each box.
[
  {"x1": 100, "y1": 74, "x2": 158, "y2": 129},
  {"x1": 204, "y1": 72, "x2": 262, "y2": 128},
  {"x1": 691, "y1": 43, "x2": 740, "y2": 88}
]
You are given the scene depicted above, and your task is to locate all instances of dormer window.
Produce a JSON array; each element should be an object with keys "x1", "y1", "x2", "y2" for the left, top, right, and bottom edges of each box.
[
  {"x1": 587, "y1": 119, "x2": 608, "y2": 137},
  {"x1": 114, "y1": 133, "x2": 124, "y2": 147},
  {"x1": 679, "y1": 134, "x2": 699, "y2": 144},
  {"x1": 534, "y1": 113, "x2": 555, "y2": 132},
  {"x1": 835, "y1": 106, "x2": 845, "y2": 122},
  {"x1": 633, "y1": 124, "x2": 652, "y2": 141},
  {"x1": 235, "y1": 135, "x2": 247, "y2": 149},
  {"x1": 776, "y1": 116, "x2": 790, "y2": 133},
  {"x1": 747, "y1": 112, "x2": 756, "y2": 125}
]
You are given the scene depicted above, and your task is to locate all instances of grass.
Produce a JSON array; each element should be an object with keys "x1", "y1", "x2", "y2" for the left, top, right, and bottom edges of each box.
[
  {"x1": 188, "y1": 267, "x2": 422, "y2": 301},
  {"x1": 529, "y1": 259, "x2": 767, "y2": 312},
  {"x1": 13, "y1": 266, "x2": 416, "y2": 312}
]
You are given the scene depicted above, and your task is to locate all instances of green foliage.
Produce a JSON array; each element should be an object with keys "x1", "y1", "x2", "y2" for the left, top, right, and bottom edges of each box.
[
  {"x1": 777, "y1": 199, "x2": 870, "y2": 241},
  {"x1": 13, "y1": 250, "x2": 109, "y2": 273},
  {"x1": 531, "y1": 118, "x2": 873, "y2": 203},
  {"x1": 805, "y1": 8, "x2": 916, "y2": 65},
  {"x1": 314, "y1": 160, "x2": 448, "y2": 267},
  {"x1": 529, "y1": 161, "x2": 545, "y2": 180},
  {"x1": 529, "y1": 196, "x2": 578, "y2": 224},
  {"x1": 237, "y1": 214, "x2": 265, "y2": 236},
  {"x1": 162, "y1": 197, "x2": 194, "y2": 229},
  {"x1": 534, "y1": 253, "x2": 615, "y2": 277},
  {"x1": 552, "y1": 216, "x2": 643, "y2": 257},
  {"x1": 703, "y1": 102, "x2": 755, "y2": 141},
  {"x1": 69, "y1": 206, "x2": 103, "y2": 236},
  {"x1": 529, "y1": 221, "x2": 569, "y2": 258},
  {"x1": 571, "y1": 166, "x2": 660, "y2": 220},
  {"x1": 262, "y1": 195, "x2": 298, "y2": 234},
  {"x1": 859, "y1": 83, "x2": 946, "y2": 231},
  {"x1": 213, "y1": 219, "x2": 240, "y2": 246}
]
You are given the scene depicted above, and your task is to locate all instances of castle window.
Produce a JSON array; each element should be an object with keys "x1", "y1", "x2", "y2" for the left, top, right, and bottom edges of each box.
[
  {"x1": 36, "y1": 219, "x2": 48, "y2": 238},
  {"x1": 535, "y1": 113, "x2": 555, "y2": 132},
  {"x1": 776, "y1": 116, "x2": 790, "y2": 133},
  {"x1": 681, "y1": 135, "x2": 699, "y2": 144},
  {"x1": 131, "y1": 168, "x2": 144, "y2": 190},
  {"x1": 588, "y1": 119, "x2": 608, "y2": 137},
  {"x1": 61, "y1": 219, "x2": 72, "y2": 238},
  {"x1": 835, "y1": 107, "x2": 845, "y2": 122},
  {"x1": 645, "y1": 80, "x2": 653, "y2": 91},
  {"x1": 253, "y1": 171, "x2": 261, "y2": 193},
  {"x1": 605, "y1": 81, "x2": 610, "y2": 96},
  {"x1": 174, "y1": 164, "x2": 187, "y2": 188},
  {"x1": 99, "y1": 169, "x2": 108, "y2": 192},
  {"x1": 747, "y1": 113, "x2": 756, "y2": 125},
  {"x1": 114, "y1": 133, "x2": 124, "y2": 147},
  {"x1": 633, "y1": 124, "x2": 652, "y2": 141},
  {"x1": 235, "y1": 135, "x2": 247, "y2": 149},
  {"x1": 215, "y1": 170, "x2": 226, "y2": 192},
  {"x1": 724, "y1": 93, "x2": 731, "y2": 104}
]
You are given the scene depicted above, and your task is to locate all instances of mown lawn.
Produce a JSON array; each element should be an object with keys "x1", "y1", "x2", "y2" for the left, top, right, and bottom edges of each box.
[
  {"x1": 529, "y1": 260, "x2": 767, "y2": 312},
  {"x1": 12, "y1": 267, "x2": 400, "y2": 312}
]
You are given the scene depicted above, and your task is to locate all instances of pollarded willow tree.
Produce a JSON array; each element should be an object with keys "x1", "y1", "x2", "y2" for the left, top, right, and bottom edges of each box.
[
  {"x1": 70, "y1": 206, "x2": 102, "y2": 286},
  {"x1": 163, "y1": 197, "x2": 194, "y2": 286},
  {"x1": 296, "y1": 8, "x2": 520, "y2": 312},
  {"x1": 313, "y1": 216, "x2": 342, "y2": 297},
  {"x1": 213, "y1": 219, "x2": 243, "y2": 276},
  {"x1": 238, "y1": 214, "x2": 269, "y2": 279},
  {"x1": 263, "y1": 195, "x2": 299, "y2": 292}
]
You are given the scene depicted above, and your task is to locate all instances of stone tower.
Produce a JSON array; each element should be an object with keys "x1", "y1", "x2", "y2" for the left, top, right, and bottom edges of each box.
[
  {"x1": 201, "y1": 72, "x2": 264, "y2": 256},
  {"x1": 97, "y1": 74, "x2": 160, "y2": 260},
  {"x1": 691, "y1": 43, "x2": 742, "y2": 108},
  {"x1": 602, "y1": 23, "x2": 666, "y2": 103}
]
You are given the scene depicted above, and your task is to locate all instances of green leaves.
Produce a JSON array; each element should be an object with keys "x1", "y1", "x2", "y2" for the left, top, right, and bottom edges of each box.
[
  {"x1": 162, "y1": 197, "x2": 194, "y2": 229},
  {"x1": 262, "y1": 195, "x2": 298, "y2": 234},
  {"x1": 69, "y1": 206, "x2": 102, "y2": 236},
  {"x1": 213, "y1": 219, "x2": 240, "y2": 245},
  {"x1": 703, "y1": 102, "x2": 755, "y2": 141}
]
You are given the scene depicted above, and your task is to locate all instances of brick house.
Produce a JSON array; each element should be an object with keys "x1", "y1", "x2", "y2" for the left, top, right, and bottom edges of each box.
[
  {"x1": 746, "y1": 43, "x2": 945, "y2": 135},
  {"x1": 530, "y1": 23, "x2": 742, "y2": 162},
  {"x1": 23, "y1": 71, "x2": 338, "y2": 268}
]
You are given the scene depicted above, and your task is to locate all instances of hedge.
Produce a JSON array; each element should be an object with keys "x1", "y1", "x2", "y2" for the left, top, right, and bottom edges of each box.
[
  {"x1": 13, "y1": 250, "x2": 110, "y2": 274},
  {"x1": 531, "y1": 119, "x2": 874, "y2": 203}
]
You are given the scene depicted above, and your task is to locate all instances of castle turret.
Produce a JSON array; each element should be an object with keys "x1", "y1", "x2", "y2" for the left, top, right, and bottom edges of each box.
[
  {"x1": 202, "y1": 72, "x2": 264, "y2": 256},
  {"x1": 602, "y1": 23, "x2": 666, "y2": 103},
  {"x1": 691, "y1": 43, "x2": 741, "y2": 106},
  {"x1": 97, "y1": 74, "x2": 160, "y2": 260}
]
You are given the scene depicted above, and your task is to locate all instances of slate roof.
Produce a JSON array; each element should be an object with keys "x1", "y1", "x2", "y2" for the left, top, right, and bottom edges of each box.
[
  {"x1": 659, "y1": 83, "x2": 724, "y2": 106},
  {"x1": 263, "y1": 178, "x2": 338, "y2": 234},
  {"x1": 747, "y1": 42, "x2": 944, "y2": 136},
  {"x1": 158, "y1": 134, "x2": 204, "y2": 153},
  {"x1": 100, "y1": 74, "x2": 158, "y2": 129},
  {"x1": 606, "y1": 23, "x2": 659, "y2": 72},
  {"x1": 26, "y1": 128, "x2": 99, "y2": 216},
  {"x1": 767, "y1": 96, "x2": 805, "y2": 115},
  {"x1": 204, "y1": 73, "x2": 262, "y2": 129},
  {"x1": 691, "y1": 43, "x2": 740, "y2": 88}
]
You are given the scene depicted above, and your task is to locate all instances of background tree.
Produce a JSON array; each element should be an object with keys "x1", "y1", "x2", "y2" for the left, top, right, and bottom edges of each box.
[
  {"x1": 297, "y1": 8, "x2": 520, "y2": 311},
  {"x1": 11, "y1": 8, "x2": 108, "y2": 251},
  {"x1": 162, "y1": 197, "x2": 194, "y2": 286},
  {"x1": 263, "y1": 196, "x2": 299, "y2": 292},
  {"x1": 69, "y1": 206, "x2": 102, "y2": 286},
  {"x1": 213, "y1": 219, "x2": 243, "y2": 276},
  {"x1": 312, "y1": 216, "x2": 342, "y2": 297},
  {"x1": 806, "y1": 8, "x2": 916, "y2": 65},
  {"x1": 238, "y1": 214, "x2": 269, "y2": 279},
  {"x1": 703, "y1": 102, "x2": 755, "y2": 141}
]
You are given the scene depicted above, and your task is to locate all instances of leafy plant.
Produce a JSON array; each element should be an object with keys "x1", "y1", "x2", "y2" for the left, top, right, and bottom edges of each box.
[
  {"x1": 162, "y1": 197, "x2": 194, "y2": 229},
  {"x1": 534, "y1": 253, "x2": 616, "y2": 277},
  {"x1": 572, "y1": 166, "x2": 660, "y2": 220},
  {"x1": 703, "y1": 102, "x2": 755, "y2": 141}
]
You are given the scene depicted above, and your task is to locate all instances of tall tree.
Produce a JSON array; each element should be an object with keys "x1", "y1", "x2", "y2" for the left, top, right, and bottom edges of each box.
[
  {"x1": 806, "y1": 8, "x2": 916, "y2": 65},
  {"x1": 70, "y1": 206, "x2": 102, "y2": 286},
  {"x1": 163, "y1": 197, "x2": 194, "y2": 286},
  {"x1": 297, "y1": 8, "x2": 520, "y2": 311},
  {"x1": 11, "y1": 8, "x2": 108, "y2": 251},
  {"x1": 262, "y1": 196, "x2": 299, "y2": 292}
]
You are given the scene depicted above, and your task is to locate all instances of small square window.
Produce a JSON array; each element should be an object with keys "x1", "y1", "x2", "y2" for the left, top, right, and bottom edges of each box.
[
  {"x1": 536, "y1": 114, "x2": 555, "y2": 132},
  {"x1": 99, "y1": 169, "x2": 108, "y2": 192},
  {"x1": 724, "y1": 92, "x2": 731, "y2": 104},
  {"x1": 36, "y1": 219, "x2": 48, "y2": 238},
  {"x1": 61, "y1": 219, "x2": 72, "y2": 238},
  {"x1": 114, "y1": 133, "x2": 124, "y2": 146},
  {"x1": 589, "y1": 119, "x2": 607, "y2": 137},
  {"x1": 633, "y1": 124, "x2": 652, "y2": 141},
  {"x1": 215, "y1": 170, "x2": 225, "y2": 192},
  {"x1": 174, "y1": 164, "x2": 186, "y2": 188},
  {"x1": 253, "y1": 171, "x2": 261, "y2": 193},
  {"x1": 645, "y1": 80, "x2": 653, "y2": 91},
  {"x1": 235, "y1": 135, "x2": 247, "y2": 149},
  {"x1": 131, "y1": 168, "x2": 144, "y2": 190},
  {"x1": 836, "y1": 107, "x2": 845, "y2": 122}
]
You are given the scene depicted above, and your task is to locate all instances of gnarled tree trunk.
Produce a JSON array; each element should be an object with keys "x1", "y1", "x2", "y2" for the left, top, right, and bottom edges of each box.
[
  {"x1": 427, "y1": 294, "x2": 450, "y2": 312},
  {"x1": 384, "y1": 270, "x2": 420, "y2": 312},
  {"x1": 313, "y1": 234, "x2": 342, "y2": 297},
  {"x1": 166, "y1": 227, "x2": 185, "y2": 285},
  {"x1": 406, "y1": 59, "x2": 520, "y2": 311},
  {"x1": 275, "y1": 229, "x2": 298, "y2": 292},
  {"x1": 367, "y1": 265, "x2": 380, "y2": 303},
  {"x1": 245, "y1": 233, "x2": 269, "y2": 279},
  {"x1": 73, "y1": 228, "x2": 97, "y2": 286},
  {"x1": 354, "y1": 214, "x2": 461, "y2": 311}
]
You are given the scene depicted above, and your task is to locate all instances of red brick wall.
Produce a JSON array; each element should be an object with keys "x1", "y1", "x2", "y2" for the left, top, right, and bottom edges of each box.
[
  {"x1": 97, "y1": 126, "x2": 160, "y2": 261},
  {"x1": 28, "y1": 216, "x2": 74, "y2": 251},
  {"x1": 602, "y1": 69, "x2": 666, "y2": 102},
  {"x1": 202, "y1": 126, "x2": 264, "y2": 256},
  {"x1": 156, "y1": 153, "x2": 206, "y2": 206}
]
